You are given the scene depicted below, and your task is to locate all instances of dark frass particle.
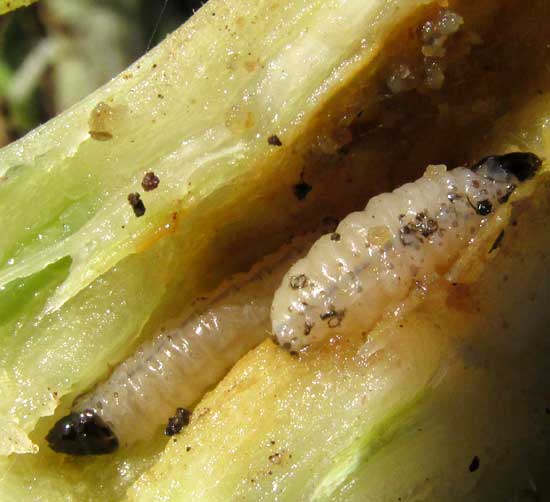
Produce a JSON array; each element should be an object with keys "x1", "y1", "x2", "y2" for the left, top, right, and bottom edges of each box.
[
  {"x1": 267, "y1": 134, "x2": 283, "y2": 146},
  {"x1": 320, "y1": 309, "x2": 345, "y2": 328},
  {"x1": 290, "y1": 274, "x2": 308, "y2": 289},
  {"x1": 399, "y1": 212, "x2": 439, "y2": 246},
  {"x1": 330, "y1": 232, "x2": 341, "y2": 241},
  {"x1": 141, "y1": 171, "x2": 160, "y2": 191},
  {"x1": 293, "y1": 182, "x2": 312, "y2": 201},
  {"x1": 46, "y1": 409, "x2": 119, "y2": 455},
  {"x1": 165, "y1": 407, "x2": 191, "y2": 436},
  {"x1": 320, "y1": 310, "x2": 336, "y2": 321},
  {"x1": 469, "y1": 455, "x2": 480, "y2": 472},
  {"x1": 128, "y1": 192, "x2": 146, "y2": 217},
  {"x1": 399, "y1": 225, "x2": 415, "y2": 246},
  {"x1": 415, "y1": 213, "x2": 438, "y2": 237}
]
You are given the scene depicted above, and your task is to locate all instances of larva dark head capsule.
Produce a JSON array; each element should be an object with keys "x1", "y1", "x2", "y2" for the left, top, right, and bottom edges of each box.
[
  {"x1": 473, "y1": 152, "x2": 542, "y2": 182},
  {"x1": 46, "y1": 409, "x2": 119, "y2": 455}
]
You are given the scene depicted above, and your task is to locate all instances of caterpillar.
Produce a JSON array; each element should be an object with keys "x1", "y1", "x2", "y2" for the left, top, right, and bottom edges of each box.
[
  {"x1": 270, "y1": 153, "x2": 541, "y2": 352},
  {"x1": 46, "y1": 241, "x2": 308, "y2": 454}
]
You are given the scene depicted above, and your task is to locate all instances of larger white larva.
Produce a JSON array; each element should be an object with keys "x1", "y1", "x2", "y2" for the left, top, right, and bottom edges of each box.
[{"x1": 271, "y1": 153, "x2": 541, "y2": 352}]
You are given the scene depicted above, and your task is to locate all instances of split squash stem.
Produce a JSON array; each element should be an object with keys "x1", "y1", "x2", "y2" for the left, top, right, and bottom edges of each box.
[{"x1": 0, "y1": 0, "x2": 435, "y2": 456}]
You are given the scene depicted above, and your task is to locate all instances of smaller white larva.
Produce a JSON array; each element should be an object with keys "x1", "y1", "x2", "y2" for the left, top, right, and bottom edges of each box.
[
  {"x1": 46, "y1": 240, "x2": 309, "y2": 454},
  {"x1": 271, "y1": 153, "x2": 541, "y2": 352}
]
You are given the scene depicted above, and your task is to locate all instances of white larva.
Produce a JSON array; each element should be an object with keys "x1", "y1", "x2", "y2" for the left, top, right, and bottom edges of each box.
[
  {"x1": 84, "y1": 251, "x2": 304, "y2": 446},
  {"x1": 46, "y1": 241, "x2": 309, "y2": 453},
  {"x1": 271, "y1": 153, "x2": 541, "y2": 352}
]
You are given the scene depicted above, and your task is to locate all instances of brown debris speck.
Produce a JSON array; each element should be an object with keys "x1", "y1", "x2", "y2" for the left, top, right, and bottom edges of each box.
[
  {"x1": 293, "y1": 182, "x2": 312, "y2": 201},
  {"x1": 290, "y1": 274, "x2": 308, "y2": 289},
  {"x1": 269, "y1": 453, "x2": 282, "y2": 464},
  {"x1": 400, "y1": 211, "x2": 438, "y2": 245},
  {"x1": 469, "y1": 455, "x2": 480, "y2": 472},
  {"x1": 89, "y1": 101, "x2": 116, "y2": 141},
  {"x1": 128, "y1": 193, "x2": 146, "y2": 217},
  {"x1": 320, "y1": 309, "x2": 346, "y2": 327},
  {"x1": 141, "y1": 171, "x2": 160, "y2": 191},
  {"x1": 331, "y1": 232, "x2": 341, "y2": 241},
  {"x1": 164, "y1": 408, "x2": 191, "y2": 436},
  {"x1": 268, "y1": 134, "x2": 283, "y2": 146}
]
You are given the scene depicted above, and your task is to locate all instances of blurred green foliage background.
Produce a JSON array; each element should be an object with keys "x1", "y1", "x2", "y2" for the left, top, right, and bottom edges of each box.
[{"x1": 0, "y1": 0, "x2": 204, "y2": 146}]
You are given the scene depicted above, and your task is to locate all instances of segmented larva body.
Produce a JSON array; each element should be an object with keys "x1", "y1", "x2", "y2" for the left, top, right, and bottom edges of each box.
[
  {"x1": 75, "y1": 301, "x2": 270, "y2": 447},
  {"x1": 47, "y1": 244, "x2": 306, "y2": 454},
  {"x1": 79, "y1": 259, "x2": 299, "y2": 447},
  {"x1": 271, "y1": 153, "x2": 541, "y2": 352}
]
